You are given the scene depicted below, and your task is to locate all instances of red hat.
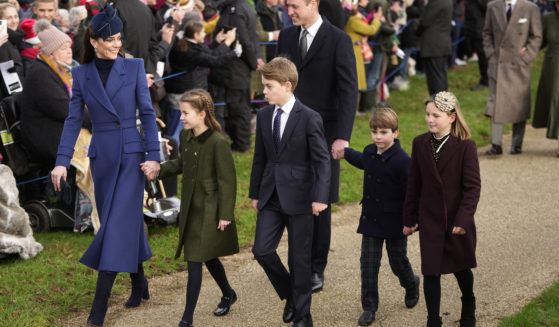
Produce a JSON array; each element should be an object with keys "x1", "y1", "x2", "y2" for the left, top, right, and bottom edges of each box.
[{"x1": 19, "y1": 19, "x2": 41, "y2": 45}]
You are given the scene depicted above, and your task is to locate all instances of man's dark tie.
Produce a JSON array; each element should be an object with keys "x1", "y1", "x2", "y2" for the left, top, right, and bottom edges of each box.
[
  {"x1": 506, "y1": 3, "x2": 512, "y2": 22},
  {"x1": 273, "y1": 108, "x2": 283, "y2": 151},
  {"x1": 299, "y1": 29, "x2": 309, "y2": 59}
]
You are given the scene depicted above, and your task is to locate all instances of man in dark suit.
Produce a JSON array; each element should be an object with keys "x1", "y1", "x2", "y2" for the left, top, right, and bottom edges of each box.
[
  {"x1": 250, "y1": 57, "x2": 331, "y2": 327},
  {"x1": 465, "y1": 0, "x2": 489, "y2": 91},
  {"x1": 276, "y1": 0, "x2": 358, "y2": 293},
  {"x1": 417, "y1": 0, "x2": 452, "y2": 95}
]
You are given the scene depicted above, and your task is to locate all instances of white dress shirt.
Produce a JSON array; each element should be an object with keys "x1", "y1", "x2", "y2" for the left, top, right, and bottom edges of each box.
[
  {"x1": 505, "y1": 0, "x2": 517, "y2": 12},
  {"x1": 299, "y1": 16, "x2": 323, "y2": 53},
  {"x1": 272, "y1": 95, "x2": 296, "y2": 140}
]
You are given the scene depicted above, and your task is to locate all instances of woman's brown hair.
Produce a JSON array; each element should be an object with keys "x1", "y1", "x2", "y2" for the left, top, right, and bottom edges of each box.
[
  {"x1": 81, "y1": 26, "x2": 125, "y2": 64},
  {"x1": 176, "y1": 21, "x2": 204, "y2": 52},
  {"x1": 180, "y1": 89, "x2": 222, "y2": 132}
]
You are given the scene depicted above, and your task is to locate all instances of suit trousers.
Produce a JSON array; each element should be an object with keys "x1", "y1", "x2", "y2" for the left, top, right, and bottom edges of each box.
[
  {"x1": 252, "y1": 191, "x2": 314, "y2": 321},
  {"x1": 469, "y1": 35, "x2": 488, "y2": 85},
  {"x1": 422, "y1": 56, "x2": 449, "y2": 96},
  {"x1": 491, "y1": 120, "x2": 526, "y2": 149},
  {"x1": 212, "y1": 87, "x2": 252, "y2": 152},
  {"x1": 360, "y1": 235, "x2": 416, "y2": 312}
]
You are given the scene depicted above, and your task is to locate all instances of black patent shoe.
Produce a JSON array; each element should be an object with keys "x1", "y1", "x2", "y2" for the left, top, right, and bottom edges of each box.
[
  {"x1": 405, "y1": 275, "x2": 420, "y2": 308},
  {"x1": 213, "y1": 290, "x2": 237, "y2": 316},
  {"x1": 292, "y1": 314, "x2": 313, "y2": 327},
  {"x1": 283, "y1": 297, "x2": 295, "y2": 323},
  {"x1": 510, "y1": 146, "x2": 522, "y2": 155},
  {"x1": 178, "y1": 320, "x2": 193, "y2": 327},
  {"x1": 358, "y1": 311, "x2": 375, "y2": 326},
  {"x1": 427, "y1": 316, "x2": 442, "y2": 327},
  {"x1": 310, "y1": 272, "x2": 324, "y2": 293},
  {"x1": 485, "y1": 144, "x2": 502, "y2": 156}
]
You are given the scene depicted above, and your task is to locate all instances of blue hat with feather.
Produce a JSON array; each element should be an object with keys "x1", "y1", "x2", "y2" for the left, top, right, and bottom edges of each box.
[{"x1": 90, "y1": 2, "x2": 123, "y2": 40}]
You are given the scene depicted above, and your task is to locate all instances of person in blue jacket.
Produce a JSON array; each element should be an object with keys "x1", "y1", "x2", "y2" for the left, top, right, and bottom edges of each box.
[
  {"x1": 50, "y1": 3, "x2": 160, "y2": 326},
  {"x1": 341, "y1": 107, "x2": 419, "y2": 326}
]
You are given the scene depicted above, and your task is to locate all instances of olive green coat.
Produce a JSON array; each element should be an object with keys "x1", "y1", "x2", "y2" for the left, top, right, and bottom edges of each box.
[
  {"x1": 533, "y1": 12, "x2": 559, "y2": 139},
  {"x1": 159, "y1": 129, "x2": 239, "y2": 262}
]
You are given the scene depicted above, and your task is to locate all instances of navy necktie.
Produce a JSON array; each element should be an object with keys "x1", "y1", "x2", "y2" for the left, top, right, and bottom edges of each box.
[
  {"x1": 273, "y1": 108, "x2": 283, "y2": 151},
  {"x1": 506, "y1": 3, "x2": 512, "y2": 22}
]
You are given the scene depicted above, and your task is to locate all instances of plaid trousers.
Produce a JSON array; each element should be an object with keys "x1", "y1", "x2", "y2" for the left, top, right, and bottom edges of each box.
[{"x1": 360, "y1": 235, "x2": 416, "y2": 311}]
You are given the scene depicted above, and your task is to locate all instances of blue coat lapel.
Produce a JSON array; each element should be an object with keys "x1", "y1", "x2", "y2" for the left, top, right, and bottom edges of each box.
[
  {"x1": 105, "y1": 56, "x2": 126, "y2": 102},
  {"x1": 85, "y1": 59, "x2": 119, "y2": 118}
]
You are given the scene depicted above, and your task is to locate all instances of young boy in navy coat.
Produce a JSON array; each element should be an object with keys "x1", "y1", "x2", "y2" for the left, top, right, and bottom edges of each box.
[
  {"x1": 249, "y1": 57, "x2": 331, "y2": 327},
  {"x1": 341, "y1": 108, "x2": 420, "y2": 326}
]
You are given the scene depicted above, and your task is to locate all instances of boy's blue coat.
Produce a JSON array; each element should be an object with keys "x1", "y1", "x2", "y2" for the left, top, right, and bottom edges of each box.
[
  {"x1": 344, "y1": 139, "x2": 410, "y2": 239},
  {"x1": 56, "y1": 57, "x2": 159, "y2": 272}
]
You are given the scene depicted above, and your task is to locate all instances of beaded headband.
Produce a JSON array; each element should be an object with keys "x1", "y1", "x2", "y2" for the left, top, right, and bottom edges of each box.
[{"x1": 433, "y1": 91, "x2": 456, "y2": 113}]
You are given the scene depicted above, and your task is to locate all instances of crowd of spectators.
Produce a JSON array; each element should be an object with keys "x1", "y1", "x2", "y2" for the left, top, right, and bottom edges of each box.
[{"x1": 0, "y1": 0, "x2": 557, "y2": 172}]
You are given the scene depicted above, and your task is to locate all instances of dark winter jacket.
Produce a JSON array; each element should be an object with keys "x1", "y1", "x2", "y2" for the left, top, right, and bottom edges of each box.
[
  {"x1": 20, "y1": 59, "x2": 91, "y2": 166},
  {"x1": 210, "y1": 0, "x2": 259, "y2": 90},
  {"x1": 166, "y1": 40, "x2": 237, "y2": 93},
  {"x1": 0, "y1": 28, "x2": 25, "y2": 98},
  {"x1": 344, "y1": 140, "x2": 410, "y2": 239}
]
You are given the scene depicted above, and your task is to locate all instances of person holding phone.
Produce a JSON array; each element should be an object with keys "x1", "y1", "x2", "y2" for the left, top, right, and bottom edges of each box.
[{"x1": 0, "y1": 2, "x2": 24, "y2": 96}]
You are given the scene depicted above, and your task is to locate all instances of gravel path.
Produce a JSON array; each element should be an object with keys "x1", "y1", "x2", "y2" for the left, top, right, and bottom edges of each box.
[{"x1": 63, "y1": 126, "x2": 559, "y2": 327}]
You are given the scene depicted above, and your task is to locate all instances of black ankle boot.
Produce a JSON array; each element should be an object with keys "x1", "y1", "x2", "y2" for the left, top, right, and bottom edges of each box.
[
  {"x1": 460, "y1": 295, "x2": 476, "y2": 327},
  {"x1": 87, "y1": 271, "x2": 117, "y2": 326},
  {"x1": 125, "y1": 263, "x2": 150, "y2": 307},
  {"x1": 426, "y1": 316, "x2": 442, "y2": 327}
]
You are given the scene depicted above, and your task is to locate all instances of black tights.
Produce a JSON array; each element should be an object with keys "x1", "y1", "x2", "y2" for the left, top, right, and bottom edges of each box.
[
  {"x1": 181, "y1": 258, "x2": 233, "y2": 324},
  {"x1": 424, "y1": 269, "x2": 474, "y2": 318}
]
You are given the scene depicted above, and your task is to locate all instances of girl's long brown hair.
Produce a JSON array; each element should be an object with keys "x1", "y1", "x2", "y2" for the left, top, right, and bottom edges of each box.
[{"x1": 180, "y1": 89, "x2": 222, "y2": 132}]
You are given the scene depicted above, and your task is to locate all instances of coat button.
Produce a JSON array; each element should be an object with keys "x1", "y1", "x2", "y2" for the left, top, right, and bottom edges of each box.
[
  {"x1": 116, "y1": 122, "x2": 120, "y2": 128},
  {"x1": 373, "y1": 218, "x2": 377, "y2": 222},
  {"x1": 363, "y1": 215, "x2": 366, "y2": 219},
  {"x1": 367, "y1": 174, "x2": 371, "y2": 179},
  {"x1": 376, "y1": 178, "x2": 380, "y2": 183},
  {"x1": 366, "y1": 195, "x2": 370, "y2": 199},
  {"x1": 375, "y1": 198, "x2": 380, "y2": 202}
]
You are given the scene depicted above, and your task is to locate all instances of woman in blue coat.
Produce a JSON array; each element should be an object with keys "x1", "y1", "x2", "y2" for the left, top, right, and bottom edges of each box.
[{"x1": 50, "y1": 4, "x2": 161, "y2": 326}]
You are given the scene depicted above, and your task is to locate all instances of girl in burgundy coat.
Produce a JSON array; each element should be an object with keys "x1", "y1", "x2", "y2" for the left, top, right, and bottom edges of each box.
[{"x1": 403, "y1": 91, "x2": 481, "y2": 327}]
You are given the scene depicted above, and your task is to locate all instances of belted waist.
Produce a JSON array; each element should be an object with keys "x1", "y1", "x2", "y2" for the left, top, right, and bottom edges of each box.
[{"x1": 93, "y1": 118, "x2": 137, "y2": 132}]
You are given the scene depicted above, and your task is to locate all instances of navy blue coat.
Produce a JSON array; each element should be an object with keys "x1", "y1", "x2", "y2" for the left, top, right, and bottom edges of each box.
[
  {"x1": 55, "y1": 57, "x2": 160, "y2": 273},
  {"x1": 344, "y1": 140, "x2": 410, "y2": 239},
  {"x1": 276, "y1": 17, "x2": 358, "y2": 202},
  {"x1": 249, "y1": 100, "x2": 331, "y2": 215}
]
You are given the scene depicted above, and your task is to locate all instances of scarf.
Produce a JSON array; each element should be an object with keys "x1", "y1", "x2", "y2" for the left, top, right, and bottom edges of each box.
[{"x1": 38, "y1": 52, "x2": 73, "y2": 97}]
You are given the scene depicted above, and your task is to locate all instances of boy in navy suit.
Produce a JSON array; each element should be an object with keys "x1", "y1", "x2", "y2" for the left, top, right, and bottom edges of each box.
[
  {"x1": 341, "y1": 108, "x2": 419, "y2": 326},
  {"x1": 249, "y1": 57, "x2": 330, "y2": 327}
]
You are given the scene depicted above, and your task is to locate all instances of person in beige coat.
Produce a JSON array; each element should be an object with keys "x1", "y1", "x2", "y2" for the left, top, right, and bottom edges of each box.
[{"x1": 482, "y1": 0, "x2": 542, "y2": 155}]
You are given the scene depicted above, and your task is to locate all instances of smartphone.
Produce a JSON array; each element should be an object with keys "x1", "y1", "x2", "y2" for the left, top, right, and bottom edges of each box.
[
  {"x1": 0, "y1": 20, "x2": 7, "y2": 36},
  {"x1": 166, "y1": 16, "x2": 174, "y2": 27}
]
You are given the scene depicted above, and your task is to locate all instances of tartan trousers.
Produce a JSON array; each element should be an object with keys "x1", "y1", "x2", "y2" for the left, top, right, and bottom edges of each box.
[{"x1": 360, "y1": 235, "x2": 416, "y2": 311}]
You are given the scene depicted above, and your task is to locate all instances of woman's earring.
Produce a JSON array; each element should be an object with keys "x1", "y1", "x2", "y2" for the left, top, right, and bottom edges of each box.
[{"x1": 93, "y1": 46, "x2": 97, "y2": 52}]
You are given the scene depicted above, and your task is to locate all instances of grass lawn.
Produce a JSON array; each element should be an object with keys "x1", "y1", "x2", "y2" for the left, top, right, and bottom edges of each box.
[{"x1": 0, "y1": 55, "x2": 545, "y2": 327}]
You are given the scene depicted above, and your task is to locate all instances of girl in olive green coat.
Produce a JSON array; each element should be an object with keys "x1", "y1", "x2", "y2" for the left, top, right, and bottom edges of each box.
[{"x1": 157, "y1": 89, "x2": 239, "y2": 327}]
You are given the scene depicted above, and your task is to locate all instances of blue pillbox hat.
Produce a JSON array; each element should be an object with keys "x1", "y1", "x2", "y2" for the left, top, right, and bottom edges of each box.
[{"x1": 90, "y1": 2, "x2": 123, "y2": 40}]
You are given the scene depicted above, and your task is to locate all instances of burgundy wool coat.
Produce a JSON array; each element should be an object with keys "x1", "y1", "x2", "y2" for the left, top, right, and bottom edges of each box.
[{"x1": 403, "y1": 133, "x2": 481, "y2": 276}]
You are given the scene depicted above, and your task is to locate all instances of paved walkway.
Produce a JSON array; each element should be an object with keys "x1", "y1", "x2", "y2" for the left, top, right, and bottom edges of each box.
[{"x1": 64, "y1": 126, "x2": 559, "y2": 327}]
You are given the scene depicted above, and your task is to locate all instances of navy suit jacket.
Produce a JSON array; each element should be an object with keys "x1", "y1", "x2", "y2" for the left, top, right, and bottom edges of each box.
[
  {"x1": 276, "y1": 17, "x2": 358, "y2": 143},
  {"x1": 345, "y1": 140, "x2": 410, "y2": 239},
  {"x1": 249, "y1": 100, "x2": 331, "y2": 215}
]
